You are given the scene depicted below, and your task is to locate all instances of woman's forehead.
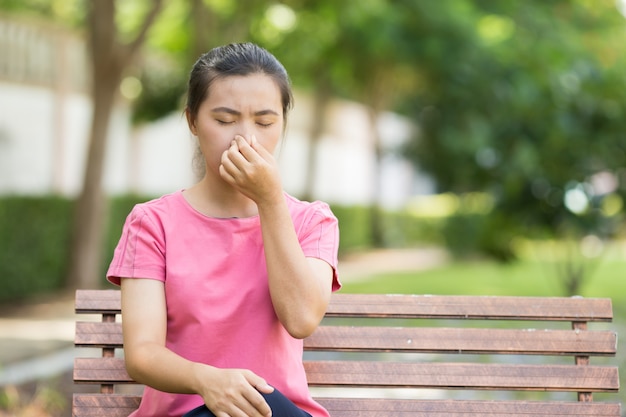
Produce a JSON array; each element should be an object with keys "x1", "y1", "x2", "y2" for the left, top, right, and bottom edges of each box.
[{"x1": 204, "y1": 74, "x2": 283, "y2": 110}]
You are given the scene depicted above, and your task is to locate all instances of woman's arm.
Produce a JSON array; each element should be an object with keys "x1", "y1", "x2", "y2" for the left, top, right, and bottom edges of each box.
[
  {"x1": 258, "y1": 198, "x2": 333, "y2": 339},
  {"x1": 220, "y1": 135, "x2": 334, "y2": 338},
  {"x1": 120, "y1": 278, "x2": 274, "y2": 417}
]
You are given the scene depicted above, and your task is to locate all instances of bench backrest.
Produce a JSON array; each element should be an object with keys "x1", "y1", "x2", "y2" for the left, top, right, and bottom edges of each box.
[{"x1": 73, "y1": 290, "x2": 621, "y2": 417}]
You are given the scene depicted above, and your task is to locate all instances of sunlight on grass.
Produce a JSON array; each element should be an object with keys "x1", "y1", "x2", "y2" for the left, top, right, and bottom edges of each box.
[{"x1": 341, "y1": 241, "x2": 626, "y2": 311}]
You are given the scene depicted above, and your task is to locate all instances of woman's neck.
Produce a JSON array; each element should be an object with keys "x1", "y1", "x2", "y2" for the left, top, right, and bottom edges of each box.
[{"x1": 183, "y1": 177, "x2": 259, "y2": 218}]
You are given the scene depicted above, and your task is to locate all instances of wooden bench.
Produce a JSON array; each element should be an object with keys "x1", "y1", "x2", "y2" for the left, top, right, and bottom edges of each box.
[{"x1": 73, "y1": 290, "x2": 621, "y2": 416}]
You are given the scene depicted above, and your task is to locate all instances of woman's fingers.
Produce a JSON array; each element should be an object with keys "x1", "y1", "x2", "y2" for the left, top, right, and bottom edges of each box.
[
  {"x1": 242, "y1": 388, "x2": 272, "y2": 417},
  {"x1": 207, "y1": 370, "x2": 272, "y2": 417},
  {"x1": 220, "y1": 138, "x2": 262, "y2": 184},
  {"x1": 218, "y1": 135, "x2": 281, "y2": 204},
  {"x1": 234, "y1": 135, "x2": 263, "y2": 163}
]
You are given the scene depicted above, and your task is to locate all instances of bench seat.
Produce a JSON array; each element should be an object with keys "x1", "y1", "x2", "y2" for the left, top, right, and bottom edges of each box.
[{"x1": 73, "y1": 290, "x2": 621, "y2": 417}]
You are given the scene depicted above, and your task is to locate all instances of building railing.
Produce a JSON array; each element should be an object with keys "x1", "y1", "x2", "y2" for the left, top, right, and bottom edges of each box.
[{"x1": 0, "y1": 14, "x2": 88, "y2": 92}]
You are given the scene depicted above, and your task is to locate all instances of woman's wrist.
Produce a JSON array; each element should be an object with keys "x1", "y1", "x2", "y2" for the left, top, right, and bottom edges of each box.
[
  {"x1": 189, "y1": 362, "x2": 214, "y2": 397},
  {"x1": 255, "y1": 190, "x2": 285, "y2": 214}
]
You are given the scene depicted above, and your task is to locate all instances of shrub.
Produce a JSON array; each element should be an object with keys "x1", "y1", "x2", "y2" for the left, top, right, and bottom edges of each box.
[
  {"x1": 0, "y1": 195, "x2": 445, "y2": 300},
  {"x1": 0, "y1": 194, "x2": 152, "y2": 301},
  {"x1": 0, "y1": 196, "x2": 72, "y2": 301},
  {"x1": 329, "y1": 205, "x2": 374, "y2": 253}
]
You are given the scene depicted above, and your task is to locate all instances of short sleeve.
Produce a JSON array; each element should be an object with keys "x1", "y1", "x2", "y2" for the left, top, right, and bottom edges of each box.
[
  {"x1": 299, "y1": 202, "x2": 341, "y2": 291},
  {"x1": 106, "y1": 205, "x2": 166, "y2": 286}
]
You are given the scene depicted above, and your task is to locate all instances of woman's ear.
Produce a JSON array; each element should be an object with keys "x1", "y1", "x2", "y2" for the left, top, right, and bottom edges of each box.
[{"x1": 185, "y1": 108, "x2": 197, "y2": 136}]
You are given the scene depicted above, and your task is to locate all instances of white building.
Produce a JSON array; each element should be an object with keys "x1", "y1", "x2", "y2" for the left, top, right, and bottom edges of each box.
[{"x1": 0, "y1": 15, "x2": 433, "y2": 208}]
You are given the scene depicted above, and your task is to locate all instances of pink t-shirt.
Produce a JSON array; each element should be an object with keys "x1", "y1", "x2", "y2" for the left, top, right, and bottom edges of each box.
[{"x1": 107, "y1": 191, "x2": 340, "y2": 417}]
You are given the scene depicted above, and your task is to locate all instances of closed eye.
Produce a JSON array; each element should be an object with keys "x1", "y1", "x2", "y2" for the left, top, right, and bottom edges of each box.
[{"x1": 216, "y1": 119, "x2": 235, "y2": 125}]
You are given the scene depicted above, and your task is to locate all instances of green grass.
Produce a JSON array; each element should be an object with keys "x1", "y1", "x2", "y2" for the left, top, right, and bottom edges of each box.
[{"x1": 342, "y1": 257, "x2": 626, "y2": 314}]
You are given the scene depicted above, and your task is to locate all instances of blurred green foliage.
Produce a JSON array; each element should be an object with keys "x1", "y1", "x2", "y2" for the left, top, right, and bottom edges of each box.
[
  {"x1": 328, "y1": 205, "x2": 374, "y2": 252},
  {"x1": 400, "y1": 0, "x2": 626, "y2": 259},
  {"x1": 0, "y1": 195, "x2": 146, "y2": 301},
  {"x1": 1, "y1": 0, "x2": 625, "y2": 292},
  {"x1": 0, "y1": 196, "x2": 72, "y2": 301},
  {"x1": 1, "y1": 196, "x2": 436, "y2": 300},
  {"x1": 130, "y1": 0, "x2": 626, "y2": 260}
]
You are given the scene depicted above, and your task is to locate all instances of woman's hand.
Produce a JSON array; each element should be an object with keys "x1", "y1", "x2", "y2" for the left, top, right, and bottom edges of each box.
[
  {"x1": 196, "y1": 366, "x2": 274, "y2": 417},
  {"x1": 219, "y1": 135, "x2": 283, "y2": 206},
  {"x1": 122, "y1": 279, "x2": 274, "y2": 417}
]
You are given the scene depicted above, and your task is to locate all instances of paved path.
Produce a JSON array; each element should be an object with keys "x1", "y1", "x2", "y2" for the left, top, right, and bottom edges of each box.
[
  {"x1": 0, "y1": 290, "x2": 76, "y2": 385},
  {"x1": 338, "y1": 247, "x2": 448, "y2": 282}
]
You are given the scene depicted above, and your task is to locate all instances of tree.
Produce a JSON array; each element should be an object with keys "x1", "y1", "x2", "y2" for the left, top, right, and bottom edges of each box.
[
  {"x1": 401, "y1": 0, "x2": 626, "y2": 292},
  {"x1": 268, "y1": 1, "x2": 342, "y2": 202},
  {"x1": 260, "y1": 1, "x2": 422, "y2": 244},
  {"x1": 314, "y1": 0, "x2": 445, "y2": 245},
  {"x1": 68, "y1": 0, "x2": 163, "y2": 289}
]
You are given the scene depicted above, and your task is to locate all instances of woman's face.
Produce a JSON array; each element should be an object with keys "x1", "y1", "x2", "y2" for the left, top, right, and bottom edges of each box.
[{"x1": 187, "y1": 73, "x2": 284, "y2": 177}]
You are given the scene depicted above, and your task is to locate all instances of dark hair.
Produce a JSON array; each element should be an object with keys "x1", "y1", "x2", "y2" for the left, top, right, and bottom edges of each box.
[{"x1": 186, "y1": 43, "x2": 293, "y2": 123}]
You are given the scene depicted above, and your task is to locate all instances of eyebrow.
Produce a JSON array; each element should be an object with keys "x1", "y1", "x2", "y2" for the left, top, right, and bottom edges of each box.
[{"x1": 210, "y1": 107, "x2": 280, "y2": 117}]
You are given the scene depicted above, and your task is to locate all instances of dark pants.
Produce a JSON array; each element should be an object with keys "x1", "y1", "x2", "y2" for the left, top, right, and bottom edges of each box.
[{"x1": 182, "y1": 389, "x2": 312, "y2": 417}]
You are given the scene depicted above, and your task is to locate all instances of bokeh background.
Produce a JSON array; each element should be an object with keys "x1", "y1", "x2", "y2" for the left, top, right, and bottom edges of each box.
[{"x1": 0, "y1": 0, "x2": 625, "y2": 415}]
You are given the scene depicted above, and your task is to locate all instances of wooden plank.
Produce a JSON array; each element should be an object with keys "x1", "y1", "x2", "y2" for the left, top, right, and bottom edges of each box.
[
  {"x1": 75, "y1": 358, "x2": 620, "y2": 393},
  {"x1": 304, "y1": 361, "x2": 620, "y2": 392},
  {"x1": 76, "y1": 322, "x2": 617, "y2": 357},
  {"x1": 72, "y1": 394, "x2": 141, "y2": 417},
  {"x1": 75, "y1": 322, "x2": 123, "y2": 347},
  {"x1": 74, "y1": 358, "x2": 134, "y2": 384},
  {"x1": 326, "y1": 294, "x2": 614, "y2": 321},
  {"x1": 316, "y1": 398, "x2": 622, "y2": 417},
  {"x1": 76, "y1": 290, "x2": 614, "y2": 322},
  {"x1": 75, "y1": 290, "x2": 122, "y2": 315},
  {"x1": 71, "y1": 395, "x2": 622, "y2": 417},
  {"x1": 305, "y1": 326, "x2": 617, "y2": 356}
]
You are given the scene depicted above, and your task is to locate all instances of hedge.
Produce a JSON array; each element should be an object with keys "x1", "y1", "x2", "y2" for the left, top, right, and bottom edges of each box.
[
  {"x1": 0, "y1": 195, "x2": 447, "y2": 302},
  {"x1": 0, "y1": 195, "x2": 150, "y2": 302},
  {"x1": 0, "y1": 196, "x2": 73, "y2": 301}
]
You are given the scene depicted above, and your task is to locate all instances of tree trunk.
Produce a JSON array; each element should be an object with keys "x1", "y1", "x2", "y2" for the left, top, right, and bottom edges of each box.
[
  {"x1": 191, "y1": 0, "x2": 213, "y2": 60},
  {"x1": 67, "y1": 0, "x2": 163, "y2": 289},
  {"x1": 367, "y1": 107, "x2": 385, "y2": 247},
  {"x1": 68, "y1": 77, "x2": 118, "y2": 288},
  {"x1": 67, "y1": 1, "x2": 121, "y2": 289},
  {"x1": 301, "y1": 79, "x2": 331, "y2": 202},
  {"x1": 363, "y1": 68, "x2": 393, "y2": 248}
]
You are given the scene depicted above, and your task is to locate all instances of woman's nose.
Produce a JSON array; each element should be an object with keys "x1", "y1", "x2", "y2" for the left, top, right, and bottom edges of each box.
[{"x1": 236, "y1": 123, "x2": 256, "y2": 143}]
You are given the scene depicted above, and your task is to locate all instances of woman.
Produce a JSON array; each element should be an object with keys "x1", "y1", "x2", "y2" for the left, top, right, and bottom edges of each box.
[{"x1": 107, "y1": 43, "x2": 340, "y2": 417}]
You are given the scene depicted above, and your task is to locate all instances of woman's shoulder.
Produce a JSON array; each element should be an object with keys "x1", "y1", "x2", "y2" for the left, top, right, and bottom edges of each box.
[
  {"x1": 128, "y1": 190, "x2": 187, "y2": 220},
  {"x1": 284, "y1": 193, "x2": 336, "y2": 220}
]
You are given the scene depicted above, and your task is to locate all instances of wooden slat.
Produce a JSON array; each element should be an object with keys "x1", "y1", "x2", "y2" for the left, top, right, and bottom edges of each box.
[
  {"x1": 74, "y1": 358, "x2": 134, "y2": 384},
  {"x1": 72, "y1": 394, "x2": 141, "y2": 417},
  {"x1": 325, "y1": 294, "x2": 614, "y2": 321},
  {"x1": 75, "y1": 358, "x2": 620, "y2": 393},
  {"x1": 315, "y1": 398, "x2": 622, "y2": 417},
  {"x1": 75, "y1": 290, "x2": 122, "y2": 315},
  {"x1": 304, "y1": 361, "x2": 620, "y2": 392},
  {"x1": 305, "y1": 326, "x2": 617, "y2": 356},
  {"x1": 72, "y1": 395, "x2": 623, "y2": 417},
  {"x1": 76, "y1": 291, "x2": 614, "y2": 322},
  {"x1": 77, "y1": 322, "x2": 617, "y2": 357},
  {"x1": 75, "y1": 322, "x2": 123, "y2": 347},
  {"x1": 72, "y1": 394, "x2": 621, "y2": 417}
]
